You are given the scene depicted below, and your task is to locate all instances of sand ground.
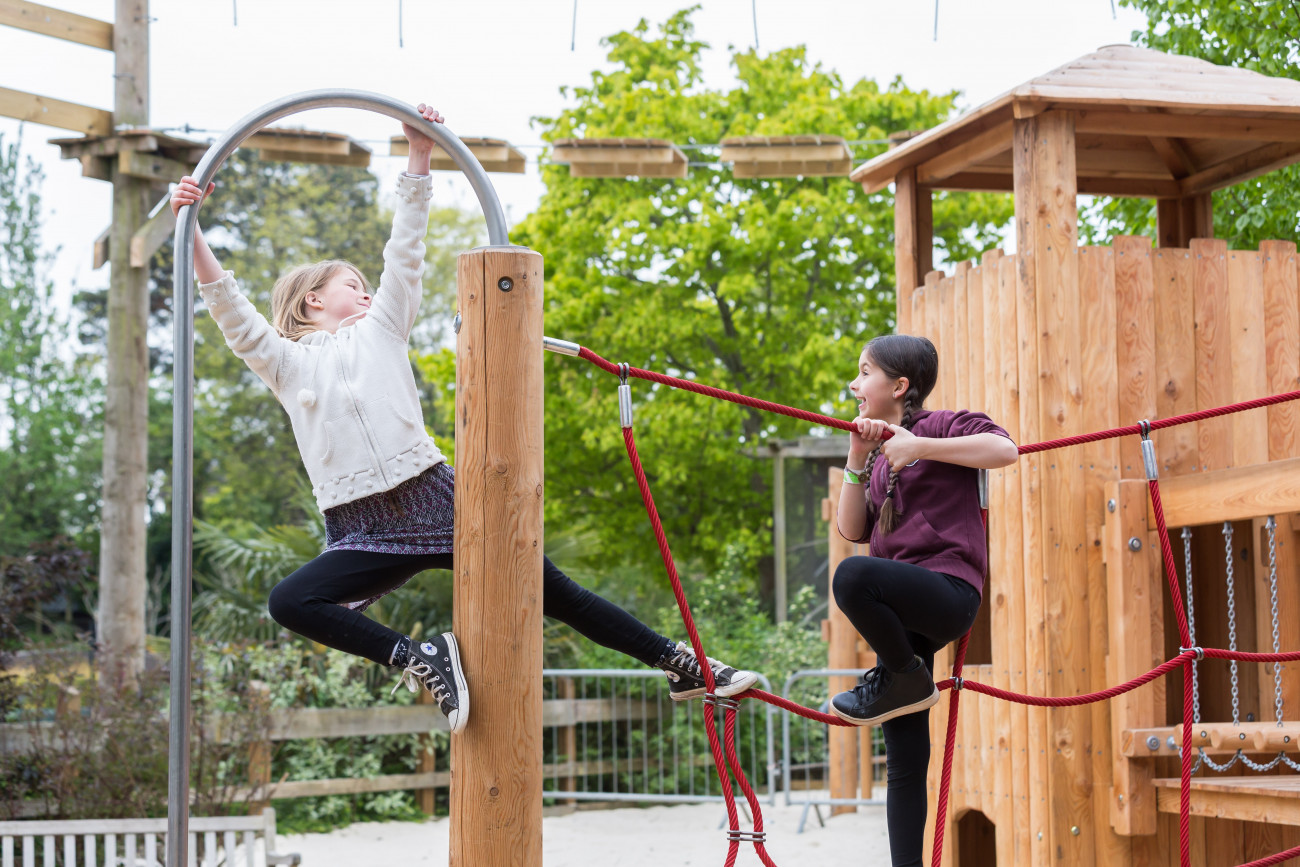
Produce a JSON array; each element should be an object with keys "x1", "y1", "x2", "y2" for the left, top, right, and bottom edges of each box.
[{"x1": 277, "y1": 799, "x2": 893, "y2": 866}]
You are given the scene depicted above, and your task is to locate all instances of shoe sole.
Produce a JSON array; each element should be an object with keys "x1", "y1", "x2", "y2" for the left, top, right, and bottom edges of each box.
[
  {"x1": 668, "y1": 670, "x2": 760, "y2": 702},
  {"x1": 442, "y1": 632, "x2": 470, "y2": 735},
  {"x1": 830, "y1": 684, "x2": 940, "y2": 726}
]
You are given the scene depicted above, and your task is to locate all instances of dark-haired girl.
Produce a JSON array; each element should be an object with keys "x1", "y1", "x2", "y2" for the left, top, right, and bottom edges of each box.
[{"x1": 832, "y1": 333, "x2": 1018, "y2": 867}]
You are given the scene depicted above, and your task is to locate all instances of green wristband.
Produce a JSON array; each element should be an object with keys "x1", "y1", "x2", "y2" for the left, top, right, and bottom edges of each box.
[{"x1": 843, "y1": 466, "x2": 865, "y2": 485}]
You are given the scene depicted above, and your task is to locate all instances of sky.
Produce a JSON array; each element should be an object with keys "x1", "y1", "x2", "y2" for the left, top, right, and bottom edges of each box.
[{"x1": 0, "y1": 1, "x2": 1150, "y2": 308}]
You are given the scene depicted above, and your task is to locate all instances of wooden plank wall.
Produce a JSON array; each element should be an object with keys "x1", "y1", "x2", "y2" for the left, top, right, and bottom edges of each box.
[{"x1": 898, "y1": 235, "x2": 1300, "y2": 867}]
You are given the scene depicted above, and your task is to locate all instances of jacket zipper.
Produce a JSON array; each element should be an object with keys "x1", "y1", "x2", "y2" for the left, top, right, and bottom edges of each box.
[{"x1": 333, "y1": 341, "x2": 391, "y2": 489}]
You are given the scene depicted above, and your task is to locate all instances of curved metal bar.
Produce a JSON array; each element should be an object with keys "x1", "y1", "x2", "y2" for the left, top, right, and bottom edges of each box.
[{"x1": 168, "y1": 91, "x2": 507, "y2": 867}]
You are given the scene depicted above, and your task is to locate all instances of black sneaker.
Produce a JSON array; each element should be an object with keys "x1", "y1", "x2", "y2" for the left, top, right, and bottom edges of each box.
[
  {"x1": 658, "y1": 641, "x2": 759, "y2": 701},
  {"x1": 830, "y1": 657, "x2": 938, "y2": 726},
  {"x1": 391, "y1": 632, "x2": 469, "y2": 734}
]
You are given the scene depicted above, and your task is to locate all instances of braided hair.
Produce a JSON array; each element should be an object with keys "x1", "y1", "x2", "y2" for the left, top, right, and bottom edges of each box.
[{"x1": 861, "y1": 334, "x2": 938, "y2": 536}]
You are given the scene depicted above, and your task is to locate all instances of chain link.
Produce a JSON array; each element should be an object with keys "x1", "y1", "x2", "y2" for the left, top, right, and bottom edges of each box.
[
  {"x1": 1182, "y1": 527, "x2": 1200, "y2": 724},
  {"x1": 1267, "y1": 516, "x2": 1284, "y2": 725},
  {"x1": 1223, "y1": 521, "x2": 1240, "y2": 725},
  {"x1": 1239, "y1": 751, "x2": 1288, "y2": 773}
]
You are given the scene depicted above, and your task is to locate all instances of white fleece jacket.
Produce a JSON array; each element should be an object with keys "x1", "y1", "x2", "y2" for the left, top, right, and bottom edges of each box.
[{"x1": 197, "y1": 173, "x2": 445, "y2": 513}]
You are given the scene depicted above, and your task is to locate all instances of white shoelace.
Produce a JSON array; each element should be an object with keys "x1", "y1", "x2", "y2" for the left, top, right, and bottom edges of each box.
[
  {"x1": 668, "y1": 643, "x2": 728, "y2": 680},
  {"x1": 391, "y1": 658, "x2": 448, "y2": 702}
]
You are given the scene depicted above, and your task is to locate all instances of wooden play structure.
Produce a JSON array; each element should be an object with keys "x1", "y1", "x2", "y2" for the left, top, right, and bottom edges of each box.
[{"x1": 820, "y1": 45, "x2": 1300, "y2": 867}]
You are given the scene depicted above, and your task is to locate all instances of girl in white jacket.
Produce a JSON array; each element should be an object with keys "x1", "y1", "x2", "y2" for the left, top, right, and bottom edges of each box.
[{"x1": 172, "y1": 104, "x2": 757, "y2": 734}]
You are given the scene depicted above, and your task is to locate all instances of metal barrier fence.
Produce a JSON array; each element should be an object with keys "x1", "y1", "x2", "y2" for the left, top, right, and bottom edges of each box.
[
  {"x1": 780, "y1": 669, "x2": 885, "y2": 831},
  {"x1": 540, "y1": 669, "x2": 777, "y2": 806}
]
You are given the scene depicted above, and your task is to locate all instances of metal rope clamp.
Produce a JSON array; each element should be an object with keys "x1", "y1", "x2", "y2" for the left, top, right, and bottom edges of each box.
[
  {"x1": 703, "y1": 693, "x2": 741, "y2": 711},
  {"x1": 1139, "y1": 419, "x2": 1159, "y2": 480},
  {"x1": 725, "y1": 830, "x2": 768, "y2": 843},
  {"x1": 1180, "y1": 646, "x2": 1206, "y2": 661},
  {"x1": 617, "y1": 363, "x2": 633, "y2": 429},
  {"x1": 952, "y1": 677, "x2": 965, "y2": 691}
]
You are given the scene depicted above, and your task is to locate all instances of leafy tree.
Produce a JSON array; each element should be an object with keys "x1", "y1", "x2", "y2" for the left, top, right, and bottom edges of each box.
[
  {"x1": 447, "y1": 9, "x2": 1011, "y2": 603},
  {"x1": 0, "y1": 133, "x2": 102, "y2": 554},
  {"x1": 1086, "y1": 0, "x2": 1300, "y2": 246}
]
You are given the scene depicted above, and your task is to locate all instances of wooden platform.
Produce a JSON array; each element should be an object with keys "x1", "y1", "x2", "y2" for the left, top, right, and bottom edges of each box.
[{"x1": 1154, "y1": 776, "x2": 1300, "y2": 825}]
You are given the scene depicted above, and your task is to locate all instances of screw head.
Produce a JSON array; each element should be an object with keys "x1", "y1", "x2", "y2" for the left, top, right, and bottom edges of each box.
[
  {"x1": 452, "y1": 311, "x2": 462, "y2": 334},
  {"x1": 498, "y1": 276, "x2": 514, "y2": 292},
  {"x1": 1128, "y1": 537, "x2": 1142, "y2": 552},
  {"x1": 1146, "y1": 735, "x2": 1160, "y2": 751},
  {"x1": 1071, "y1": 826, "x2": 1080, "y2": 836},
  {"x1": 1107, "y1": 499, "x2": 1116, "y2": 513}
]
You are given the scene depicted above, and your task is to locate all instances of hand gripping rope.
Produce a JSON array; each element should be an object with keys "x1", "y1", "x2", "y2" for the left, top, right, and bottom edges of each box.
[{"x1": 543, "y1": 336, "x2": 1300, "y2": 867}]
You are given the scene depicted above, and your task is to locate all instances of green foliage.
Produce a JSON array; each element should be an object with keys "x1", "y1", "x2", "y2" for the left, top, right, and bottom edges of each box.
[
  {"x1": 502, "y1": 9, "x2": 1012, "y2": 600},
  {"x1": 0, "y1": 134, "x2": 102, "y2": 553},
  {"x1": 1087, "y1": 0, "x2": 1300, "y2": 247}
]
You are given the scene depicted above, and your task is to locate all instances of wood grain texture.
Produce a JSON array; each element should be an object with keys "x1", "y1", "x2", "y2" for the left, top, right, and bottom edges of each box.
[
  {"x1": 1152, "y1": 247, "x2": 1198, "y2": 476},
  {"x1": 1192, "y1": 238, "x2": 1233, "y2": 471},
  {"x1": 451, "y1": 247, "x2": 545, "y2": 867}
]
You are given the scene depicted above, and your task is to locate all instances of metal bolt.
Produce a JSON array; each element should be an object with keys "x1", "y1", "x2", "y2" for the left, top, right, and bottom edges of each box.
[
  {"x1": 1107, "y1": 499, "x2": 1116, "y2": 513},
  {"x1": 1167, "y1": 736, "x2": 1177, "y2": 750},
  {"x1": 453, "y1": 311, "x2": 462, "y2": 334},
  {"x1": 1146, "y1": 735, "x2": 1160, "y2": 751},
  {"x1": 1037, "y1": 832, "x2": 1044, "y2": 841},
  {"x1": 498, "y1": 276, "x2": 514, "y2": 292},
  {"x1": 1071, "y1": 826, "x2": 1080, "y2": 836},
  {"x1": 1128, "y1": 537, "x2": 1142, "y2": 552}
]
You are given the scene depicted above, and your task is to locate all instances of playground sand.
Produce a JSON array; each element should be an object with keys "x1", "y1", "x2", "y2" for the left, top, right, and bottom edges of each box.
[{"x1": 277, "y1": 799, "x2": 892, "y2": 865}]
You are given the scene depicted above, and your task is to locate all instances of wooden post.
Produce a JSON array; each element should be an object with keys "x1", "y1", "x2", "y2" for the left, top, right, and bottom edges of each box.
[
  {"x1": 451, "y1": 246, "x2": 545, "y2": 867},
  {"x1": 773, "y1": 449, "x2": 787, "y2": 623},
  {"x1": 558, "y1": 677, "x2": 577, "y2": 807},
  {"x1": 97, "y1": 0, "x2": 151, "y2": 686},
  {"x1": 416, "y1": 689, "x2": 437, "y2": 815},
  {"x1": 1156, "y1": 195, "x2": 1213, "y2": 248},
  {"x1": 824, "y1": 469, "x2": 861, "y2": 815},
  {"x1": 894, "y1": 167, "x2": 932, "y2": 335},
  {"x1": 247, "y1": 681, "x2": 272, "y2": 817}
]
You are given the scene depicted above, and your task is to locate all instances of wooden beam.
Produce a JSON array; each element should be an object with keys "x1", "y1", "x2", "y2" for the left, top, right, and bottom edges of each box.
[
  {"x1": 118, "y1": 149, "x2": 190, "y2": 185},
  {"x1": 0, "y1": 0, "x2": 112, "y2": 50},
  {"x1": 93, "y1": 224, "x2": 110, "y2": 269},
  {"x1": 1179, "y1": 140, "x2": 1300, "y2": 195},
  {"x1": 255, "y1": 148, "x2": 370, "y2": 168},
  {"x1": 1146, "y1": 136, "x2": 1196, "y2": 178},
  {"x1": 244, "y1": 131, "x2": 351, "y2": 156},
  {"x1": 1145, "y1": 456, "x2": 1300, "y2": 527},
  {"x1": 1154, "y1": 777, "x2": 1300, "y2": 826},
  {"x1": 1077, "y1": 109, "x2": 1300, "y2": 142},
  {"x1": 915, "y1": 120, "x2": 1013, "y2": 184},
  {"x1": 128, "y1": 195, "x2": 174, "y2": 267},
  {"x1": 0, "y1": 86, "x2": 111, "y2": 135}
]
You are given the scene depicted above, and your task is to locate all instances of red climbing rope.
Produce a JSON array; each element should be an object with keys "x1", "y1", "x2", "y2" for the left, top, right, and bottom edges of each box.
[{"x1": 564, "y1": 342, "x2": 1300, "y2": 867}]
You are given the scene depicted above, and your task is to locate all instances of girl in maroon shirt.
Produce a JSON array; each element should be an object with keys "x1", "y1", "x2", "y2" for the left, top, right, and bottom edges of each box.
[{"x1": 833, "y1": 333, "x2": 1018, "y2": 867}]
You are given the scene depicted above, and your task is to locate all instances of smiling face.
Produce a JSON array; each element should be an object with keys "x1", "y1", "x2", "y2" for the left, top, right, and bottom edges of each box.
[
  {"x1": 308, "y1": 266, "x2": 371, "y2": 332},
  {"x1": 848, "y1": 348, "x2": 908, "y2": 422}
]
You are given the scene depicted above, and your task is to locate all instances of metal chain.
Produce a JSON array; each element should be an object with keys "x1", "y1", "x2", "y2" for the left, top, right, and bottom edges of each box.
[
  {"x1": 1267, "y1": 516, "x2": 1284, "y2": 725},
  {"x1": 1182, "y1": 527, "x2": 1201, "y2": 723},
  {"x1": 1223, "y1": 521, "x2": 1240, "y2": 725},
  {"x1": 1240, "y1": 751, "x2": 1288, "y2": 773},
  {"x1": 1284, "y1": 753, "x2": 1300, "y2": 773}
]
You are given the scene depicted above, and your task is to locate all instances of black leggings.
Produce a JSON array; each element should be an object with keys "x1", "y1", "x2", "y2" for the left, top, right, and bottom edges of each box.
[
  {"x1": 831, "y1": 556, "x2": 982, "y2": 867},
  {"x1": 267, "y1": 550, "x2": 672, "y2": 668}
]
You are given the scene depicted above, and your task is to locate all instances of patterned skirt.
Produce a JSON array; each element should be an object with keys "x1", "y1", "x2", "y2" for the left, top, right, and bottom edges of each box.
[{"x1": 323, "y1": 461, "x2": 456, "y2": 611}]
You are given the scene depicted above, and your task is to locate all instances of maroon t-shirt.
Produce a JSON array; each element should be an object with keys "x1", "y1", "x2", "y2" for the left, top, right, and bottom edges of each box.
[{"x1": 844, "y1": 409, "x2": 1013, "y2": 595}]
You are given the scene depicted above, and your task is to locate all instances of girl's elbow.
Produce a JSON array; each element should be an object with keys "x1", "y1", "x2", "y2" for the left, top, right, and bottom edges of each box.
[{"x1": 1001, "y1": 439, "x2": 1020, "y2": 467}]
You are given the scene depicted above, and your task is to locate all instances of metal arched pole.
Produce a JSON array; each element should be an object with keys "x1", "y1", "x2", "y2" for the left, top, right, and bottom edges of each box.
[{"x1": 168, "y1": 91, "x2": 508, "y2": 867}]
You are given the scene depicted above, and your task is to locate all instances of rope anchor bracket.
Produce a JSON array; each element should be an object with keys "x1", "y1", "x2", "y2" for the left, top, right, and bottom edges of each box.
[
  {"x1": 1139, "y1": 419, "x2": 1159, "y2": 480},
  {"x1": 617, "y1": 363, "x2": 633, "y2": 429}
]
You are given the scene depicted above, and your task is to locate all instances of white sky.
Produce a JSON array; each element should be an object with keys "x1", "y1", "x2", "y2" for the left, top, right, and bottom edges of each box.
[{"x1": 0, "y1": 1, "x2": 1149, "y2": 308}]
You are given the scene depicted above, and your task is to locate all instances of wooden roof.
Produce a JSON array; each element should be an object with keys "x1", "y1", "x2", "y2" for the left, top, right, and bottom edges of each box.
[
  {"x1": 551, "y1": 138, "x2": 688, "y2": 179},
  {"x1": 850, "y1": 45, "x2": 1300, "y2": 199},
  {"x1": 244, "y1": 128, "x2": 372, "y2": 168},
  {"x1": 720, "y1": 135, "x2": 852, "y2": 178},
  {"x1": 390, "y1": 135, "x2": 525, "y2": 174}
]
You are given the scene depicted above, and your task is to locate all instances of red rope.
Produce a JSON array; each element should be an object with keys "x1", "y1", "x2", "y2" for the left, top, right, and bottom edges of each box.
[{"x1": 571, "y1": 344, "x2": 1300, "y2": 867}]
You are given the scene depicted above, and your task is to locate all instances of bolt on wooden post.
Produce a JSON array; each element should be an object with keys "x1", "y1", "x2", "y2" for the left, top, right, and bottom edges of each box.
[{"x1": 450, "y1": 246, "x2": 545, "y2": 867}]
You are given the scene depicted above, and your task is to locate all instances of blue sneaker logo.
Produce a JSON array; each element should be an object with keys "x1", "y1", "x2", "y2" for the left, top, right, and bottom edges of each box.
[{"x1": 421, "y1": 642, "x2": 436, "y2": 655}]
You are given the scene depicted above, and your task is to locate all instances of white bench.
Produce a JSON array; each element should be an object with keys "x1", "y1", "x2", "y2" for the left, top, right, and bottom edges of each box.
[{"x1": 0, "y1": 808, "x2": 301, "y2": 866}]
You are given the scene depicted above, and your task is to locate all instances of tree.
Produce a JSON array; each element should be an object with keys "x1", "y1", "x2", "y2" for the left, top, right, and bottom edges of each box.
[
  {"x1": 462, "y1": 9, "x2": 1013, "y2": 603},
  {"x1": 1086, "y1": 1, "x2": 1300, "y2": 246},
  {"x1": 0, "y1": 133, "x2": 102, "y2": 555}
]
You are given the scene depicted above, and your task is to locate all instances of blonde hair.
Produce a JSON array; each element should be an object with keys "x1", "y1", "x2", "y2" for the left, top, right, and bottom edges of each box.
[{"x1": 270, "y1": 260, "x2": 372, "y2": 341}]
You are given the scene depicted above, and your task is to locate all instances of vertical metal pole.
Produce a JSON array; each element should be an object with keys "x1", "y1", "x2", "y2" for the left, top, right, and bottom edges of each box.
[
  {"x1": 773, "y1": 449, "x2": 787, "y2": 624},
  {"x1": 167, "y1": 198, "x2": 198, "y2": 867}
]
